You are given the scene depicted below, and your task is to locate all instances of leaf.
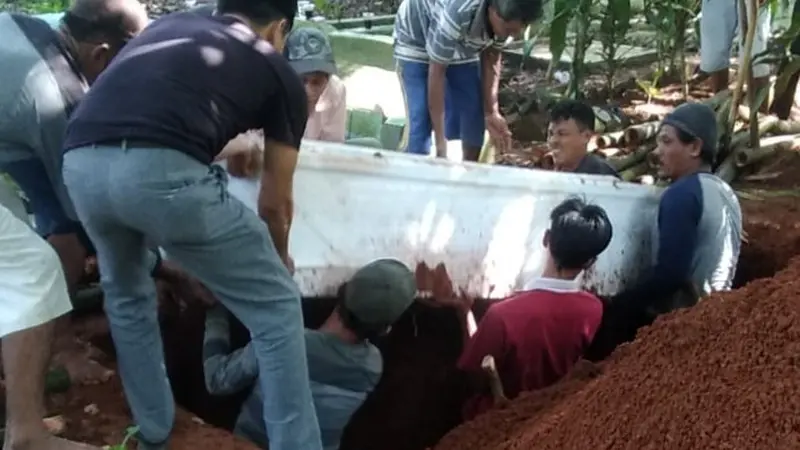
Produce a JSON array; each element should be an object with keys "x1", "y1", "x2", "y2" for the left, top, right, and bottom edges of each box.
[
  {"x1": 548, "y1": 0, "x2": 578, "y2": 66},
  {"x1": 774, "y1": 56, "x2": 800, "y2": 97}
]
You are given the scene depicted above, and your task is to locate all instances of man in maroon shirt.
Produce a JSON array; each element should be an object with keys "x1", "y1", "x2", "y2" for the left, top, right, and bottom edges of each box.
[{"x1": 456, "y1": 197, "x2": 613, "y2": 419}]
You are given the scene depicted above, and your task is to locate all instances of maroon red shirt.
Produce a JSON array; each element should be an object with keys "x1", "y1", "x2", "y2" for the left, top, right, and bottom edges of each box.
[{"x1": 457, "y1": 278, "x2": 603, "y2": 420}]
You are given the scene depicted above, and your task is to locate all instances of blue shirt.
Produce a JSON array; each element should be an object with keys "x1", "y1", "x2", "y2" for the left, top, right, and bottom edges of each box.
[{"x1": 614, "y1": 171, "x2": 742, "y2": 309}]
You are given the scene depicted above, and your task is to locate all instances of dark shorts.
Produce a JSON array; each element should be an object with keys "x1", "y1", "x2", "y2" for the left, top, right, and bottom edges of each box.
[
  {"x1": 397, "y1": 59, "x2": 485, "y2": 154},
  {"x1": 2, "y1": 158, "x2": 94, "y2": 253}
]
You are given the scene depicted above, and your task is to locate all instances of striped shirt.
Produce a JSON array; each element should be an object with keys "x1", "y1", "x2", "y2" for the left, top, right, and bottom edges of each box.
[
  {"x1": 394, "y1": 0, "x2": 505, "y2": 64},
  {"x1": 0, "y1": 12, "x2": 87, "y2": 219},
  {"x1": 203, "y1": 306, "x2": 383, "y2": 450}
]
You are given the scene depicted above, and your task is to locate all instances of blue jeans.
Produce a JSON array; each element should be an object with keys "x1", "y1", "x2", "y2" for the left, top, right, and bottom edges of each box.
[
  {"x1": 396, "y1": 60, "x2": 485, "y2": 155},
  {"x1": 2, "y1": 158, "x2": 94, "y2": 252},
  {"x1": 62, "y1": 144, "x2": 322, "y2": 450}
]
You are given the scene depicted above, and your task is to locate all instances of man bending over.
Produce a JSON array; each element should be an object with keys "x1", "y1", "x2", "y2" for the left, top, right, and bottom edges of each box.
[
  {"x1": 456, "y1": 197, "x2": 613, "y2": 419},
  {"x1": 60, "y1": 0, "x2": 321, "y2": 448},
  {"x1": 203, "y1": 259, "x2": 417, "y2": 449},
  {"x1": 393, "y1": 0, "x2": 542, "y2": 160},
  {"x1": 0, "y1": 0, "x2": 209, "y2": 385}
]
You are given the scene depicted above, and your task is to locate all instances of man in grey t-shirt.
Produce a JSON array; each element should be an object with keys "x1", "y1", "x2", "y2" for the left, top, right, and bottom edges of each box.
[
  {"x1": 547, "y1": 100, "x2": 620, "y2": 178},
  {"x1": 203, "y1": 259, "x2": 417, "y2": 450}
]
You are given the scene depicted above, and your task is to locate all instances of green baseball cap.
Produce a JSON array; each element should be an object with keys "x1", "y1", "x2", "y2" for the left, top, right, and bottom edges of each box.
[
  {"x1": 284, "y1": 27, "x2": 338, "y2": 76},
  {"x1": 343, "y1": 258, "x2": 416, "y2": 331}
]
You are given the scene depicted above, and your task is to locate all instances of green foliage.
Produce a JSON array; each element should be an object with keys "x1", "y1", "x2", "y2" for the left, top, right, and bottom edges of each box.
[
  {"x1": 597, "y1": 0, "x2": 632, "y2": 88},
  {"x1": 0, "y1": 0, "x2": 67, "y2": 13},
  {"x1": 107, "y1": 426, "x2": 139, "y2": 450}
]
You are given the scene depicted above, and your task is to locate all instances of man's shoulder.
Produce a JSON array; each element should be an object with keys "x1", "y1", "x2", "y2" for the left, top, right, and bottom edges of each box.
[{"x1": 577, "y1": 154, "x2": 620, "y2": 177}]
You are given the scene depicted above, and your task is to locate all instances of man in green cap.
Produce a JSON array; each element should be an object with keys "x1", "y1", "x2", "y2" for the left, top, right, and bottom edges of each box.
[{"x1": 202, "y1": 258, "x2": 417, "y2": 450}]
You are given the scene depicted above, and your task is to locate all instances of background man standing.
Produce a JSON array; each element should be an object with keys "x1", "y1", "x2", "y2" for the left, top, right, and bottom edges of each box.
[
  {"x1": 699, "y1": 0, "x2": 771, "y2": 111},
  {"x1": 393, "y1": 0, "x2": 542, "y2": 161}
]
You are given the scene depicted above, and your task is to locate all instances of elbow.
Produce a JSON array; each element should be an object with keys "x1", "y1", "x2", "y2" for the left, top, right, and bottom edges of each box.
[{"x1": 258, "y1": 198, "x2": 292, "y2": 222}]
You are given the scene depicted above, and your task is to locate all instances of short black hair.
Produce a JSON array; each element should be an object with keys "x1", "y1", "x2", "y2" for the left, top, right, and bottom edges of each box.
[
  {"x1": 217, "y1": 0, "x2": 296, "y2": 29},
  {"x1": 672, "y1": 126, "x2": 715, "y2": 165},
  {"x1": 549, "y1": 99, "x2": 596, "y2": 133},
  {"x1": 63, "y1": 0, "x2": 136, "y2": 49},
  {"x1": 491, "y1": 0, "x2": 543, "y2": 24},
  {"x1": 548, "y1": 196, "x2": 613, "y2": 270}
]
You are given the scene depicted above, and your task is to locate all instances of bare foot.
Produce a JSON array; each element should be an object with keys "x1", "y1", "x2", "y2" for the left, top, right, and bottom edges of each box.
[
  {"x1": 3, "y1": 434, "x2": 101, "y2": 450},
  {"x1": 51, "y1": 340, "x2": 114, "y2": 386}
]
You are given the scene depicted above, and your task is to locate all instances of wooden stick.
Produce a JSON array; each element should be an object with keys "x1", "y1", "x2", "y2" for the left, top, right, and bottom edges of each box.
[
  {"x1": 481, "y1": 355, "x2": 509, "y2": 405},
  {"x1": 593, "y1": 130, "x2": 627, "y2": 149}
]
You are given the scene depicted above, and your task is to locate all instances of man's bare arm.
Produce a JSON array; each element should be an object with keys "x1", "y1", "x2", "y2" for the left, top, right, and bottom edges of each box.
[
  {"x1": 480, "y1": 48, "x2": 502, "y2": 115},
  {"x1": 259, "y1": 139, "x2": 298, "y2": 265},
  {"x1": 428, "y1": 62, "x2": 448, "y2": 154}
]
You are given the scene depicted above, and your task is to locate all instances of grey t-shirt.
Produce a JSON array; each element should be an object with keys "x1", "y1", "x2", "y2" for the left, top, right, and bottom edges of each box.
[
  {"x1": 574, "y1": 154, "x2": 620, "y2": 178},
  {"x1": 0, "y1": 13, "x2": 86, "y2": 220},
  {"x1": 234, "y1": 330, "x2": 382, "y2": 450},
  {"x1": 203, "y1": 308, "x2": 383, "y2": 450}
]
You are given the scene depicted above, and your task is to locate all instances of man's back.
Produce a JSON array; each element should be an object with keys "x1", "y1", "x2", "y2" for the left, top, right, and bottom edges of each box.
[
  {"x1": 458, "y1": 282, "x2": 603, "y2": 418},
  {"x1": 0, "y1": 13, "x2": 85, "y2": 162},
  {"x1": 63, "y1": 11, "x2": 307, "y2": 164},
  {"x1": 655, "y1": 172, "x2": 742, "y2": 296}
]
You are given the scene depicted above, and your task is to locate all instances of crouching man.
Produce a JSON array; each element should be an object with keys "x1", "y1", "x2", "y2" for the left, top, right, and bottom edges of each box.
[
  {"x1": 586, "y1": 103, "x2": 743, "y2": 361},
  {"x1": 217, "y1": 26, "x2": 347, "y2": 173},
  {"x1": 448, "y1": 197, "x2": 613, "y2": 419},
  {"x1": 203, "y1": 259, "x2": 417, "y2": 450}
]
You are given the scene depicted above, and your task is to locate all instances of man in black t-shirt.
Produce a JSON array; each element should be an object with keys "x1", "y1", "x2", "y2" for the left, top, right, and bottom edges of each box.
[
  {"x1": 547, "y1": 100, "x2": 620, "y2": 178},
  {"x1": 60, "y1": 1, "x2": 321, "y2": 449}
]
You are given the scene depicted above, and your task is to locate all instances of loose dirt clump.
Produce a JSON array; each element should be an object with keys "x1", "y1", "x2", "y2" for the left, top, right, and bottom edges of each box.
[{"x1": 434, "y1": 256, "x2": 800, "y2": 450}]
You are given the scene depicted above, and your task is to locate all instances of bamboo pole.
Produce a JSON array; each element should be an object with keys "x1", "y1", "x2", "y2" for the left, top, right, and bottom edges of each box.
[
  {"x1": 734, "y1": 134, "x2": 800, "y2": 167},
  {"x1": 620, "y1": 161, "x2": 651, "y2": 182},
  {"x1": 715, "y1": 153, "x2": 738, "y2": 183},
  {"x1": 481, "y1": 355, "x2": 509, "y2": 405},
  {"x1": 609, "y1": 144, "x2": 655, "y2": 171},
  {"x1": 622, "y1": 121, "x2": 659, "y2": 146},
  {"x1": 729, "y1": 115, "x2": 779, "y2": 150},
  {"x1": 595, "y1": 147, "x2": 622, "y2": 159},
  {"x1": 726, "y1": 0, "x2": 758, "y2": 148},
  {"x1": 593, "y1": 130, "x2": 627, "y2": 149}
]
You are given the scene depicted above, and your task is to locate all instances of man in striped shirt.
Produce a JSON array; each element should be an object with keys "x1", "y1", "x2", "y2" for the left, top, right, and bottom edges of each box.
[
  {"x1": 203, "y1": 259, "x2": 417, "y2": 450},
  {"x1": 394, "y1": 0, "x2": 542, "y2": 161}
]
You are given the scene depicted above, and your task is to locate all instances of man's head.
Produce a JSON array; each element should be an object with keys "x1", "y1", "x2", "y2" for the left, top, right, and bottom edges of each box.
[
  {"x1": 217, "y1": 0, "x2": 297, "y2": 51},
  {"x1": 544, "y1": 197, "x2": 613, "y2": 275},
  {"x1": 547, "y1": 100, "x2": 595, "y2": 171},
  {"x1": 337, "y1": 259, "x2": 417, "y2": 341},
  {"x1": 655, "y1": 102, "x2": 718, "y2": 180},
  {"x1": 284, "y1": 27, "x2": 337, "y2": 109},
  {"x1": 62, "y1": 0, "x2": 149, "y2": 83},
  {"x1": 487, "y1": 0, "x2": 543, "y2": 41}
]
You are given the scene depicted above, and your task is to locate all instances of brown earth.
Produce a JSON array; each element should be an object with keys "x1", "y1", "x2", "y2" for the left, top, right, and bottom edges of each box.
[{"x1": 434, "y1": 248, "x2": 800, "y2": 450}]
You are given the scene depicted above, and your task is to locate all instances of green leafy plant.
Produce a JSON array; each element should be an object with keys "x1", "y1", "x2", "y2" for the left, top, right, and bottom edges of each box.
[
  {"x1": 107, "y1": 426, "x2": 139, "y2": 450},
  {"x1": 597, "y1": 0, "x2": 632, "y2": 90}
]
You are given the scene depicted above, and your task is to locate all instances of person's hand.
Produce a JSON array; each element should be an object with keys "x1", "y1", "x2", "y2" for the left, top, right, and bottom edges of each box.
[
  {"x1": 485, "y1": 112, "x2": 512, "y2": 153},
  {"x1": 227, "y1": 147, "x2": 261, "y2": 178}
]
